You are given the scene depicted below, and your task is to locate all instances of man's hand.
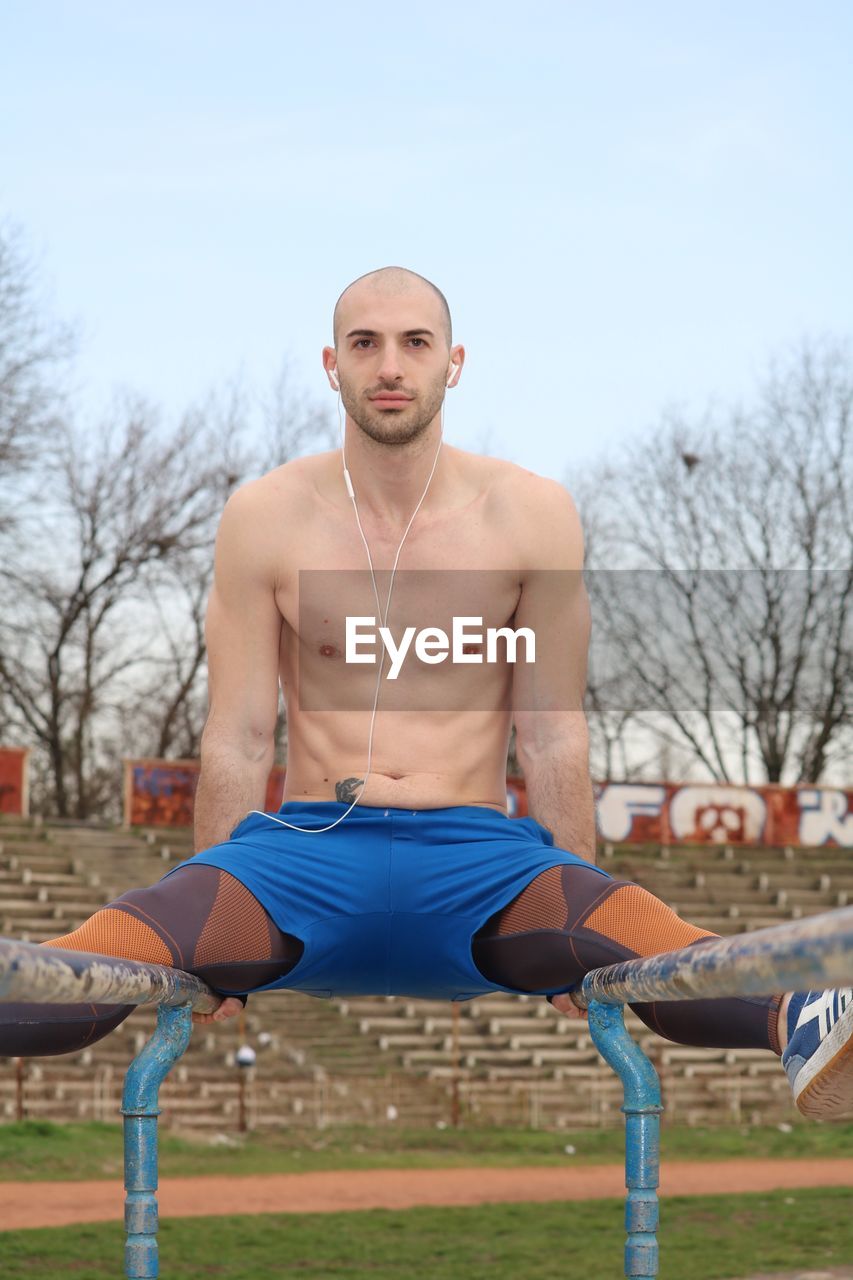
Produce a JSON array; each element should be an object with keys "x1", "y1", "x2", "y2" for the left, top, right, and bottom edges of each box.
[
  {"x1": 550, "y1": 990, "x2": 588, "y2": 1020},
  {"x1": 192, "y1": 996, "x2": 245, "y2": 1025}
]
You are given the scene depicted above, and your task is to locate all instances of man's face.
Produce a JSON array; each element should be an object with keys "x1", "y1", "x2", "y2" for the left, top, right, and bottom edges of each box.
[{"x1": 330, "y1": 288, "x2": 452, "y2": 447}]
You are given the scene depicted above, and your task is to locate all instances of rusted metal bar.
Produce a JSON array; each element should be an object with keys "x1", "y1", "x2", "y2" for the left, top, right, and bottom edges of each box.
[
  {"x1": 0, "y1": 937, "x2": 215, "y2": 1278},
  {"x1": 0, "y1": 937, "x2": 218, "y2": 1013},
  {"x1": 581, "y1": 903, "x2": 853, "y2": 1279},
  {"x1": 577, "y1": 905, "x2": 853, "y2": 1009}
]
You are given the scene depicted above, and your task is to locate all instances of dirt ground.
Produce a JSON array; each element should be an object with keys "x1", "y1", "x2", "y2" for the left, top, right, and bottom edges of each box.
[{"x1": 0, "y1": 1157, "x2": 851, "y2": 1231}]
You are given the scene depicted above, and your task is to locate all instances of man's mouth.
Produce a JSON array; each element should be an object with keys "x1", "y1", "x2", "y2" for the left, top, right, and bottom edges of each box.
[{"x1": 370, "y1": 393, "x2": 413, "y2": 404}]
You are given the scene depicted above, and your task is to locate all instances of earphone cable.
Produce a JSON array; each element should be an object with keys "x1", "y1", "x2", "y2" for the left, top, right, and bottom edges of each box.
[{"x1": 249, "y1": 382, "x2": 444, "y2": 834}]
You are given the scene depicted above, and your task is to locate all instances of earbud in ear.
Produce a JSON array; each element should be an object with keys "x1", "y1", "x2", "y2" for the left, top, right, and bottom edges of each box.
[
  {"x1": 330, "y1": 369, "x2": 340, "y2": 390},
  {"x1": 446, "y1": 364, "x2": 457, "y2": 387}
]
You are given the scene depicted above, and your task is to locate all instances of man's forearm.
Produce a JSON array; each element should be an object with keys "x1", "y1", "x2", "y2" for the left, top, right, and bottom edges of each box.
[
  {"x1": 518, "y1": 743, "x2": 597, "y2": 863},
  {"x1": 193, "y1": 735, "x2": 274, "y2": 853}
]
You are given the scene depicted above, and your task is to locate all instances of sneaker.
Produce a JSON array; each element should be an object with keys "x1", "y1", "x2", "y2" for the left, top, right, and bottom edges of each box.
[{"x1": 782, "y1": 989, "x2": 853, "y2": 1119}]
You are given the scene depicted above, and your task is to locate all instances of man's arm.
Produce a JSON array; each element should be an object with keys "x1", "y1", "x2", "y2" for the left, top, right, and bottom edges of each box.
[
  {"x1": 511, "y1": 479, "x2": 597, "y2": 862},
  {"x1": 194, "y1": 484, "x2": 283, "y2": 852}
]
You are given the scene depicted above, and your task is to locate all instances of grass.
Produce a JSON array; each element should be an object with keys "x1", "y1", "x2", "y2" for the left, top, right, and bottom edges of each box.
[
  {"x1": 1, "y1": 1119, "x2": 852, "y2": 1182},
  {"x1": 0, "y1": 1188, "x2": 852, "y2": 1279}
]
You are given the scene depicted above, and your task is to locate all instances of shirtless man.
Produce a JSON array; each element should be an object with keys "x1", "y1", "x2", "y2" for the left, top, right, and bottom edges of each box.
[{"x1": 3, "y1": 267, "x2": 851, "y2": 1121}]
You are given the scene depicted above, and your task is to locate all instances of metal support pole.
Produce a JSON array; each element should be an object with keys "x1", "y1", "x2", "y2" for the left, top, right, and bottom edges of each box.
[
  {"x1": 587, "y1": 1000, "x2": 663, "y2": 1280},
  {"x1": 121, "y1": 1004, "x2": 194, "y2": 1279}
]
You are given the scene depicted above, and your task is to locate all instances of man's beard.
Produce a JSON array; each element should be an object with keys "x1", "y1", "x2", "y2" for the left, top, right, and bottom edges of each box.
[{"x1": 341, "y1": 377, "x2": 445, "y2": 447}]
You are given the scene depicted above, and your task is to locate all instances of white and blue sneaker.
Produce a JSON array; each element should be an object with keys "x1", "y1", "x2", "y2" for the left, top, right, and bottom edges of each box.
[{"x1": 782, "y1": 989, "x2": 853, "y2": 1118}]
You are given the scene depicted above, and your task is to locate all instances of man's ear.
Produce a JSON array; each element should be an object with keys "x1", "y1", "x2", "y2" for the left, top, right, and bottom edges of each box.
[
  {"x1": 447, "y1": 343, "x2": 466, "y2": 387},
  {"x1": 322, "y1": 345, "x2": 340, "y2": 391}
]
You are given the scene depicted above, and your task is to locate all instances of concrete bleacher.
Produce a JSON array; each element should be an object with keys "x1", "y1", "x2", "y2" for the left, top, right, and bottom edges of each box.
[{"x1": 1, "y1": 816, "x2": 849, "y2": 1131}]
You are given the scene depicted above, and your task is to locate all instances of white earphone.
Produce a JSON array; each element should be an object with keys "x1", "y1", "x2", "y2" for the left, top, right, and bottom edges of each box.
[
  {"x1": 253, "y1": 361, "x2": 448, "y2": 835},
  {"x1": 330, "y1": 363, "x2": 457, "y2": 391}
]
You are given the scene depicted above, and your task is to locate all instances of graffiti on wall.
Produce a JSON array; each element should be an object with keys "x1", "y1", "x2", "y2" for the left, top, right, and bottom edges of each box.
[
  {"x1": 124, "y1": 759, "x2": 530, "y2": 828},
  {"x1": 124, "y1": 759, "x2": 287, "y2": 829},
  {"x1": 595, "y1": 782, "x2": 853, "y2": 848},
  {"x1": 122, "y1": 759, "x2": 850, "y2": 847},
  {"x1": 0, "y1": 748, "x2": 29, "y2": 816}
]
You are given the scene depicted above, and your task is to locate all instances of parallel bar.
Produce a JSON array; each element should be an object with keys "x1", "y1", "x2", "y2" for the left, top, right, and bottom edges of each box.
[
  {"x1": 0, "y1": 937, "x2": 218, "y2": 1013},
  {"x1": 588, "y1": 1001, "x2": 662, "y2": 1278},
  {"x1": 0, "y1": 938, "x2": 212, "y2": 1277},
  {"x1": 577, "y1": 905, "x2": 853, "y2": 1009},
  {"x1": 122, "y1": 1004, "x2": 194, "y2": 1279},
  {"x1": 580, "y1": 903, "x2": 853, "y2": 1279}
]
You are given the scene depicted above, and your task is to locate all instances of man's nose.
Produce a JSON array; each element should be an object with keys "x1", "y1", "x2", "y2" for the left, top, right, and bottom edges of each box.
[{"x1": 376, "y1": 351, "x2": 404, "y2": 382}]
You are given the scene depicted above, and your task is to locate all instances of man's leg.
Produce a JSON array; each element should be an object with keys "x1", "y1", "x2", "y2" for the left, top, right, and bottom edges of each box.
[
  {"x1": 472, "y1": 863, "x2": 784, "y2": 1053},
  {"x1": 0, "y1": 865, "x2": 303, "y2": 1056},
  {"x1": 474, "y1": 862, "x2": 853, "y2": 1116}
]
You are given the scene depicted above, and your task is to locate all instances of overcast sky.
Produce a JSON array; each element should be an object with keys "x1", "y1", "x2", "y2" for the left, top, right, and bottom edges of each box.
[{"x1": 3, "y1": 1, "x2": 851, "y2": 485}]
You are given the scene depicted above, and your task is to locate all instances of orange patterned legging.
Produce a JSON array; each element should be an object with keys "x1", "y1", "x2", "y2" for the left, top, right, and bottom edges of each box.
[
  {"x1": 474, "y1": 862, "x2": 782, "y2": 1053},
  {"x1": 1, "y1": 864, "x2": 302, "y2": 1056}
]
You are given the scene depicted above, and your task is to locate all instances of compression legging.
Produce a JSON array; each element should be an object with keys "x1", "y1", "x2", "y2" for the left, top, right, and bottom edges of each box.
[
  {"x1": 0, "y1": 865, "x2": 303, "y2": 1056},
  {"x1": 472, "y1": 862, "x2": 782, "y2": 1053},
  {"x1": 1, "y1": 860, "x2": 781, "y2": 1057}
]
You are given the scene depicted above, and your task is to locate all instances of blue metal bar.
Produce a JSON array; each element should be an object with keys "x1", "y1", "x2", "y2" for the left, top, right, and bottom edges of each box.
[
  {"x1": 122, "y1": 1003, "x2": 194, "y2": 1279},
  {"x1": 575, "y1": 904, "x2": 853, "y2": 1009},
  {"x1": 0, "y1": 939, "x2": 215, "y2": 1277},
  {"x1": 588, "y1": 1000, "x2": 663, "y2": 1279},
  {"x1": 579, "y1": 903, "x2": 853, "y2": 1279}
]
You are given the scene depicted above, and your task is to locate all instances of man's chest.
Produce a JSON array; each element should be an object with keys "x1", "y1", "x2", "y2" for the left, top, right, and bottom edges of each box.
[{"x1": 275, "y1": 508, "x2": 523, "y2": 676}]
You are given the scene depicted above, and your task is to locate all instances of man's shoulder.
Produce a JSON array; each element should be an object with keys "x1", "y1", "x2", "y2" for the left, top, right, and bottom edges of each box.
[
  {"x1": 454, "y1": 448, "x2": 575, "y2": 502},
  {"x1": 470, "y1": 456, "x2": 583, "y2": 570},
  {"x1": 223, "y1": 451, "x2": 337, "y2": 520},
  {"x1": 477, "y1": 455, "x2": 580, "y2": 526}
]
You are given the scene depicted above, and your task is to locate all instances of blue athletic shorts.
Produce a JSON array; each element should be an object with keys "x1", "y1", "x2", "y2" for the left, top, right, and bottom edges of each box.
[{"x1": 162, "y1": 802, "x2": 611, "y2": 1002}]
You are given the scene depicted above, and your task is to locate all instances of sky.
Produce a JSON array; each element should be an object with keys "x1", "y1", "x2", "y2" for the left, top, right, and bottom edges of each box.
[{"x1": 2, "y1": 1, "x2": 852, "y2": 485}]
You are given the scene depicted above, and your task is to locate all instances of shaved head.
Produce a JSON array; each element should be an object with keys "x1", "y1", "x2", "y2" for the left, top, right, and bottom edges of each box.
[
  {"x1": 324, "y1": 265, "x2": 463, "y2": 449},
  {"x1": 333, "y1": 266, "x2": 452, "y2": 348}
]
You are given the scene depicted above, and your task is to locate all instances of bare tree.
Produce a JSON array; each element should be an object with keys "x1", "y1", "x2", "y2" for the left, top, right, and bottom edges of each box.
[
  {"x1": 0, "y1": 398, "x2": 246, "y2": 816},
  {"x1": 576, "y1": 339, "x2": 852, "y2": 785},
  {"x1": 256, "y1": 358, "x2": 337, "y2": 474},
  {"x1": 0, "y1": 222, "x2": 75, "y2": 743},
  {"x1": 123, "y1": 363, "x2": 336, "y2": 767},
  {"x1": 0, "y1": 222, "x2": 337, "y2": 815},
  {"x1": 0, "y1": 223, "x2": 73, "y2": 525}
]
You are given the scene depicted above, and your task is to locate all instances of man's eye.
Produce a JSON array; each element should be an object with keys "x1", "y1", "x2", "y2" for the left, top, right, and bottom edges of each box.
[
  {"x1": 354, "y1": 339, "x2": 373, "y2": 349},
  {"x1": 409, "y1": 338, "x2": 426, "y2": 348}
]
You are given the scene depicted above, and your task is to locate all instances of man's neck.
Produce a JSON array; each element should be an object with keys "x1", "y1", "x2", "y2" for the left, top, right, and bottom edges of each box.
[{"x1": 342, "y1": 424, "x2": 448, "y2": 524}]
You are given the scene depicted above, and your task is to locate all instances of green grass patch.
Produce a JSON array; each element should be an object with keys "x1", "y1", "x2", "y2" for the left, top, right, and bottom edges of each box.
[
  {"x1": 1, "y1": 1188, "x2": 851, "y2": 1279},
  {"x1": 1, "y1": 1119, "x2": 852, "y2": 1182}
]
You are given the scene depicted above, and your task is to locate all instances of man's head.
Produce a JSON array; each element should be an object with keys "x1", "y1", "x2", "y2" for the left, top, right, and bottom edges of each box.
[{"x1": 323, "y1": 266, "x2": 464, "y2": 448}]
